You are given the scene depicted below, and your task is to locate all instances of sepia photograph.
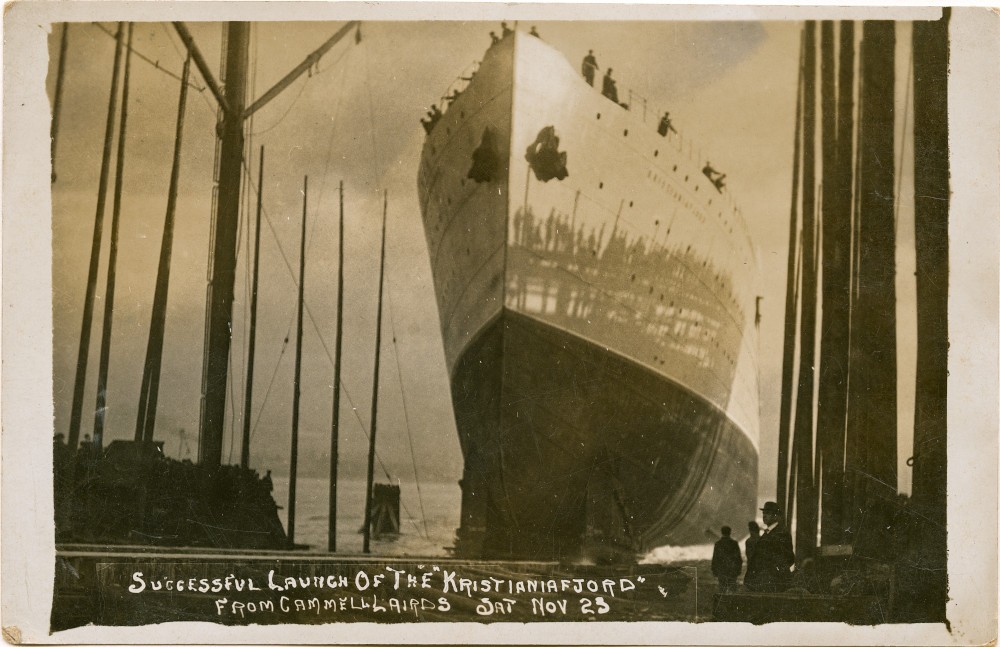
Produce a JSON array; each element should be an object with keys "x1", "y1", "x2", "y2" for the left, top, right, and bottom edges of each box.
[{"x1": 1, "y1": 3, "x2": 997, "y2": 644}]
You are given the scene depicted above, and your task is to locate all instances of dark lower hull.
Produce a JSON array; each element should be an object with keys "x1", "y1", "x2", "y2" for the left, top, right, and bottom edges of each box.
[{"x1": 451, "y1": 310, "x2": 756, "y2": 561}]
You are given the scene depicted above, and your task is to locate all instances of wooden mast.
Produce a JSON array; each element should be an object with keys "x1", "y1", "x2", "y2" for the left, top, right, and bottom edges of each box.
[
  {"x1": 910, "y1": 9, "x2": 949, "y2": 619},
  {"x1": 198, "y1": 22, "x2": 250, "y2": 468},
  {"x1": 50, "y1": 23, "x2": 70, "y2": 183},
  {"x1": 135, "y1": 54, "x2": 192, "y2": 443},
  {"x1": 66, "y1": 22, "x2": 124, "y2": 454},
  {"x1": 776, "y1": 29, "x2": 805, "y2": 516},
  {"x1": 791, "y1": 20, "x2": 819, "y2": 560},
  {"x1": 93, "y1": 23, "x2": 135, "y2": 452},
  {"x1": 287, "y1": 175, "x2": 309, "y2": 548},
  {"x1": 363, "y1": 191, "x2": 389, "y2": 554},
  {"x1": 816, "y1": 20, "x2": 853, "y2": 546},
  {"x1": 328, "y1": 180, "x2": 345, "y2": 552},
  {"x1": 239, "y1": 146, "x2": 266, "y2": 468},
  {"x1": 852, "y1": 21, "x2": 898, "y2": 560}
]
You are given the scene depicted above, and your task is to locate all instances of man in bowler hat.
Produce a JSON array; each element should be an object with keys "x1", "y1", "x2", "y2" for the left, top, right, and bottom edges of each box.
[{"x1": 743, "y1": 501, "x2": 794, "y2": 592}]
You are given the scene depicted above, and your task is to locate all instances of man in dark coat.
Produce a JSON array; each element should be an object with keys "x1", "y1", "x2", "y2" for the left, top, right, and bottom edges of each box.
[
  {"x1": 744, "y1": 502, "x2": 795, "y2": 592},
  {"x1": 581, "y1": 50, "x2": 598, "y2": 86},
  {"x1": 711, "y1": 526, "x2": 742, "y2": 594}
]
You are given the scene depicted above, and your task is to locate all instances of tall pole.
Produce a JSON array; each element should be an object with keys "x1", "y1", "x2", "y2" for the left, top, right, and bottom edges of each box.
[
  {"x1": 363, "y1": 192, "x2": 389, "y2": 554},
  {"x1": 817, "y1": 20, "x2": 855, "y2": 545},
  {"x1": 777, "y1": 30, "x2": 805, "y2": 514},
  {"x1": 135, "y1": 54, "x2": 192, "y2": 443},
  {"x1": 909, "y1": 10, "x2": 949, "y2": 621},
  {"x1": 67, "y1": 22, "x2": 124, "y2": 454},
  {"x1": 199, "y1": 22, "x2": 250, "y2": 468},
  {"x1": 51, "y1": 23, "x2": 70, "y2": 183},
  {"x1": 328, "y1": 180, "x2": 345, "y2": 552},
  {"x1": 287, "y1": 175, "x2": 309, "y2": 548},
  {"x1": 792, "y1": 20, "x2": 818, "y2": 561},
  {"x1": 93, "y1": 23, "x2": 134, "y2": 452},
  {"x1": 852, "y1": 21, "x2": 897, "y2": 560},
  {"x1": 240, "y1": 146, "x2": 266, "y2": 468}
]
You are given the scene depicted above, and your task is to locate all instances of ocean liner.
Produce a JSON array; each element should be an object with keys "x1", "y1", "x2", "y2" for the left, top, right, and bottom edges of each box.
[{"x1": 418, "y1": 31, "x2": 760, "y2": 561}]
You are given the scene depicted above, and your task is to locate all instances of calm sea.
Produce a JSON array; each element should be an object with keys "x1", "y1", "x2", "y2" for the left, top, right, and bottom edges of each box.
[
  {"x1": 270, "y1": 475, "x2": 736, "y2": 563},
  {"x1": 270, "y1": 475, "x2": 461, "y2": 556}
]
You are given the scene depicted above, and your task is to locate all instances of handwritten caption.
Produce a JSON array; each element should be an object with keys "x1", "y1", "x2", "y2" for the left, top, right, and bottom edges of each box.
[{"x1": 126, "y1": 564, "x2": 655, "y2": 620}]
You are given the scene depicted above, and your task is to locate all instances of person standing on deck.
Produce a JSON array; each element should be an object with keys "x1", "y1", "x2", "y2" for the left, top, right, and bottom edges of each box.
[
  {"x1": 712, "y1": 526, "x2": 743, "y2": 594},
  {"x1": 582, "y1": 50, "x2": 598, "y2": 86},
  {"x1": 602, "y1": 68, "x2": 619, "y2": 103}
]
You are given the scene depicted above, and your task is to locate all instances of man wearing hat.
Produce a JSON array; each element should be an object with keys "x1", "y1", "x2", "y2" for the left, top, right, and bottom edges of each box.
[{"x1": 743, "y1": 501, "x2": 795, "y2": 592}]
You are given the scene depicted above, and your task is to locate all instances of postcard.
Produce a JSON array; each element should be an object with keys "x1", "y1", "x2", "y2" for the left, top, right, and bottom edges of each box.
[{"x1": 1, "y1": 3, "x2": 996, "y2": 644}]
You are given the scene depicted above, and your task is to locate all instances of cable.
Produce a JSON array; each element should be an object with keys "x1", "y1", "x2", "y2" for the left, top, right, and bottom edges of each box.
[
  {"x1": 92, "y1": 22, "x2": 206, "y2": 92},
  {"x1": 385, "y1": 286, "x2": 431, "y2": 540}
]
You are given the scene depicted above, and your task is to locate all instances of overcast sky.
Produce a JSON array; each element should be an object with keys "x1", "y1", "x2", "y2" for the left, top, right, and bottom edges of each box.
[{"x1": 47, "y1": 20, "x2": 919, "y2": 505}]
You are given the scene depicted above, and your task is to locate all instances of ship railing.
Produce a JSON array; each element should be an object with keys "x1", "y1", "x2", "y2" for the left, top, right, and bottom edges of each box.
[
  {"x1": 617, "y1": 84, "x2": 751, "y2": 240},
  {"x1": 437, "y1": 60, "x2": 481, "y2": 112}
]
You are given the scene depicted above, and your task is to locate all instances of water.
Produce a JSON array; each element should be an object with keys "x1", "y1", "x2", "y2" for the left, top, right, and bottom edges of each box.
[
  {"x1": 270, "y1": 475, "x2": 461, "y2": 556},
  {"x1": 270, "y1": 475, "x2": 758, "y2": 563}
]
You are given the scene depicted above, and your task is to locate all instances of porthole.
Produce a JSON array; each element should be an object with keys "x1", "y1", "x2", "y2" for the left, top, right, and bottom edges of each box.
[
  {"x1": 684, "y1": 175, "x2": 689, "y2": 182},
  {"x1": 596, "y1": 113, "x2": 602, "y2": 120},
  {"x1": 599, "y1": 182, "x2": 604, "y2": 189},
  {"x1": 624, "y1": 129, "x2": 629, "y2": 136},
  {"x1": 673, "y1": 165, "x2": 678, "y2": 172},
  {"x1": 629, "y1": 200, "x2": 634, "y2": 207},
  {"x1": 695, "y1": 186, "x2": 699, "y2": 191},
  {"x1": 654, "y1": 150, "x2": 659, "y2": 157}
]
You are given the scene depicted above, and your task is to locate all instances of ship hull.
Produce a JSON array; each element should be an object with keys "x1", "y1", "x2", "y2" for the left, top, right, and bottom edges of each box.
[
  {"x1": 452, "y1": 310, "x2": 756, "y2": 560},
  {"x1": 419, "y1": 33, "x2": 760, "y2": 560}
]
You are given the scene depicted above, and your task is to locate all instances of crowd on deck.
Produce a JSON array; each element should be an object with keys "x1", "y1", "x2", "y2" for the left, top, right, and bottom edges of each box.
[{"x1": 418, "y1": 25, "x2": 727, "y2": 194}]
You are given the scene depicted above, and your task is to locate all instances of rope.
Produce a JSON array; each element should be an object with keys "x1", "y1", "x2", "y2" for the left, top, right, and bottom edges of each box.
[
  {"x1": 386, "y1": 286, "x2": 431, "y2": 540},
  {"x1": 92, "y1": 22, "x2": 206, "y2": 92}
]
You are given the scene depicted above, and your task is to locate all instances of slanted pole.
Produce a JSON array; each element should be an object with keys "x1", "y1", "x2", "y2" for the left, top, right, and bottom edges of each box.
[
  {"x1": 910, "y1": 9, "x2": 949, "y2": 620},
  {"x1": 363, "y1": 192, "x2": 389, "y2": 554},
  {"x1": 851, "y1": 20, "x2": 898, "y2": 560},
  {"x1": 792, "y1": 20, "x2": 819, "y2": 561},
  {"x1": 67, "y1": 22, "x2": 124, "y2": 454},
  {"x1": 239, "y1": 146, "x2": 266, "y2": 468},
  {"x1": 328, "y1": 180, "x2": 345, "y2": 552},
  {"x1": 816, "y1": 20, "x2": 853, "y2": 546},
  {"x1": 136, "y1": 54, "x2": 192, "y2": 443},
  {"x1": 93, "y1": 23, "x2": 135, "y2": 452},
  {"x1": 199, "y1": 22, "x2": 250, "y2": 468},
  {"x1": 51, "y1": 23, "x2": 70, "y2": 183},
  {"x1": 777, "y1": 29, "x2": 806, "y2": 514},
  {"x1": 287, "y1": 175, "x2": 309, "y2": 548}
]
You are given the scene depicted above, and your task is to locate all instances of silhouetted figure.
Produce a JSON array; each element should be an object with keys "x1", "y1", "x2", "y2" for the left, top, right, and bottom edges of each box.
[
  {"x1": 525, "y1": 125, "x2": 569, "y2": 182},
  {"x1": 529, "y1": 25, "x2": 541, "y2": 38},
  {"x1": 744, "y1": 502, "x2": 795, "y2": 592},
  {"x1": 602, "y1": 68, "x2": 619, "y2": 103},
  {"x1": 582, "y1": 50, "x2": 598, "y2": 86},
  {"x1": 658, "y1": 111, "x2": 677, "y2": 137},
  {"x1": 421, "y1": 104, "x2": 443, "y2": 134},
  {"x1": 490, "y1": 31, "x2": 500, "y2": 46},
  {"x1": 703, "y1": 161, "x2": 727, "y2": 192},
  {"x1": 468, "y1": 127, "x2": 501, "y2": 183},
  {"x1": 501, "y1": 22, "x2": 513, "y2": 38},
  {"x1": 712, "y1": 526, "x2": 743, "y2": 594},
  {"x1": 745, "y1": 520, "x2": 761, "y2": 564},
  {"x1": 445, "y1": 88, "x2": 463, "y2": 106}
]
